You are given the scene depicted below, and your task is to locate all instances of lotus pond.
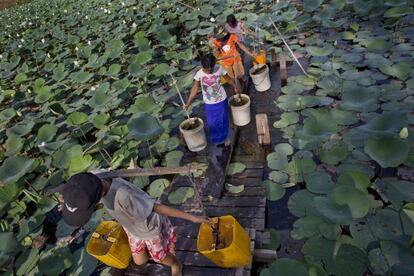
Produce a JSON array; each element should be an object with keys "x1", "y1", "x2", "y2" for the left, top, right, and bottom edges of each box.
[{"x1": 1, "y1": 0, "x2": 414, "y2": 275}]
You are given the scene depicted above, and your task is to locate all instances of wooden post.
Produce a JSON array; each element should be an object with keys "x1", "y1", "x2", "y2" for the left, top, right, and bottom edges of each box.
[
  {"x1": 279, "y1": 52, "x2": 287, "y2": 86},
  {"x1": 96, "y1": 164, "x2": 197, "y2": 179},
  {"x1": 270, "y1": 48, "x2": 277, "y2": 67},
  {"x1": 256, "y1": 114, "x2": 271, "y2": 145}
]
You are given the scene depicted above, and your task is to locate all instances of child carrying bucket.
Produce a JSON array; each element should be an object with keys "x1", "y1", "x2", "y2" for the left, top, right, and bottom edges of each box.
[
  {"x1": 208, "y1": 32, "x2": 257, "y2": 92},
  {"x1": 184, "y1": 54, "x2": 240, "y2": 146},
  {"x1": 60, "y1": 173, "x2": 210, "y2": 276}
]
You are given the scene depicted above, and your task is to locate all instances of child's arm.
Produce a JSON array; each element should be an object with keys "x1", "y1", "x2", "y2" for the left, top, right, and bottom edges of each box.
[
  {"x1": 183, "y1": 80, "x2": 199, "y2": 112},
  {"x1": 236, "y1": 41, "x2": 259, "y2": 64},
  {"x1": 227, "y1": 77, "x2": 240, "y2": 94},
  {"x1": 153, "y1": 203, "x2": 210, "y2": 224}
]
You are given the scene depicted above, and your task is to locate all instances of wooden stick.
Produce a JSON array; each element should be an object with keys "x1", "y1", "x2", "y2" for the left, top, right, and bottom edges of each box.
[
  {"x1": 268, "y1": 17, "x2": 310, "y2": 77},
  {"x1": 96, "y1": 164, "x2": 198, "y2": 179},
  {"x1": 170, "y1": 73, "x2": 191, "y2": 120}
]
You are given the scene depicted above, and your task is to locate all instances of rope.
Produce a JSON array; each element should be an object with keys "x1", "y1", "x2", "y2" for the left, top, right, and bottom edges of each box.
[{"x1": 268, "y1": 17, "x2": 310, "y2": 77}]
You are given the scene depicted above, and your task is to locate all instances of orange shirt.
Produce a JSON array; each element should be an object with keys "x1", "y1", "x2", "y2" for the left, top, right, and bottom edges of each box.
[{"x1": 213, "y1": 34, "x2": 242, "y2": 67}]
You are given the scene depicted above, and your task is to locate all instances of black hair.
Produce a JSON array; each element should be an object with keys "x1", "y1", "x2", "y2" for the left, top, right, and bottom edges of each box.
[
  {"x1": 201, "y1": 53, "x2": 216, "y2": 70},
  {"x1": 220, "y1": 33, "x2": 231, "y2": 47},
  {"x1": 227, "y1": 14, "x2": 237, "y2": 27}
]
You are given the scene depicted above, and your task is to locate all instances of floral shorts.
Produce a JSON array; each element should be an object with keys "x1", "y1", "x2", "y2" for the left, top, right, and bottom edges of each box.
[{"x1": 123, "y1": 219, "x2": 177, "y2": 263}]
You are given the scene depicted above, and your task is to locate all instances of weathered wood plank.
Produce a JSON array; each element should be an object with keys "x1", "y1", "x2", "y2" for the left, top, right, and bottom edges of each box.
[
  {"x1": 205, "y1": 206, "x2": 266, "y2": 219},
  {"x1": 239, "y1": 161, "x2": 264, "y2": 169},
  {"x1": 256, "y1": 114, "x2": 271, "y2": 145},
  {"x1": 224, "y1": 177, "x2": 264, "y2": 187},
  {"x1": 280, "y1": 52, "x2": 287, "y2": 85},
  {"x1": 142, "y1": 263, "x2": 236, "y2": 276},
  {"x1": 204, "y1": 196, "x2": 266, "y2": 207},
  {"x1": 222, "y1": 186, "x2": 266, "y2": 197},
  {"x1": 226, "y1": 168, "x2": 263, "y2": 178}
]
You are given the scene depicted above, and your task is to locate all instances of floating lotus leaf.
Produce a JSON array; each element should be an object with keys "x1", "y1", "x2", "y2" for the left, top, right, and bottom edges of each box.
[
  {"x1": 0, "y1": 157, "x2": 35, "y2": 186},
  {"x1": 288, "y1": 190, "x2": 318, "y2": 217},
  {"x1": 281, "y1": 82, "x2": 308, "y2": 95},
  {"x1": 303, "y1": 0, "x2": 324, "y2": 12},
  {"x1": 0, "y1": 108, "x2": 16, "y2": 121},
  {"x1": 273, "y1": 112, "x2": 299, "y2": 128},
  {"x1": 283, "y1": 158, "x2": 316, "y2": 183},
  {"x1": 364, "y1": 136, "x2": 409, "y2": 167},
  {"x1": 38, "y1": 246, "x2": 73, "y2": 275},
  {"x1": 379, "y1": 62, "x2": 411, "y2": 80},
  {"x1": 340, "y1": 84, "x2": 379, "y2": 112},
  {"x1": 227, "y1": 162, "x2": 246, "y2": 175},
  {"x1": 70, "y1": 70, "x2": 93, "y2": 83},
  {"x1": 112, "y1": 78, "x2": 131, "y2": 91},
  {"x1": 267, "y1": 152, "x2": 289, "y2": 170},
  {"x1": 384, "y1": 6, "x2": 412, "y2": 17},
  {"x1": 164, "y1": 150, "x2": 183, "y2": 167},
  {"x1": 0, "y1": 182, "x2": 20, "y2": 210},
  {"x1": 148, "y1": 178, "x2": 170, "y2": 198},
  {"x1": 337, "y1": 161, "x2": 375, "y2": 179},
  {"x1": 319, "y1": 140, "x2": 349, "y2": 165},
  {"x1": 274, "y1": 143, "x2": 294, "y2": 156},
  {"x1": 0, "y1": 232, "x2": 19, "y2": 267},
  {"x1": 277, "y1": 95, "x2": 333, "y2": 111},
  {"x1": 15, "y1": 248, "x2": 39, "y2": 276},
  {"x1": 306, "y1": 44, "x2": 335, "y2": 57},
  {"x1": 92, "y1": 113, "x2": 110, "y2": 129},
  {"x1": 134, "y1": 51, "x2": 153, "y2": 64},
  {"x1": 331, "y1": 184, "x2": 370, "y2": 219},
  {"x1": 374, "y1": 178, "x2": 414, "y2": 208},
  {"x1": 127, "y1": 113, "x2": 164, "y2": 141},
  {"x1": 329, "y1": 109, "x2": 359, "y2": 125},
  {"x1": 168, "y1": 187, "x2": 194, "y2": 204},
  {"x1": 88, "y1": 91, "x2": 111, "y2": 108},
  {"x1": 314, "y1": 196, "x2": 353, "y2": 225},
  {"x1": 262, "y1": 180, "x2": 286, "y2": 201},
  {"x1": 66, "y1": 248, "x2": 98, "y2": 276},
  {"x1": 225, "y1": 183, "x2": 244, "y2": 194},
  {"x1": 52, "y1": 64, "x2": 68, "y2": 81},
  {"x1": 268, "y1": 171, "x2": 288, "y2": 183},
  {"x1": 304, "y1": 171, "x2": 334, "y2": 194},
  {"x1": 291, "y1": 216, "x2": 324, "y2": 240},
  {"x1": 358, "y1": 111, "x2": 406, "y2": 138},
  {"x1": 337, "y1": 172, "x2": 371, "y2": 191},
  {"x1": 151, "y1": 63, "x2": 171, "y2": 77},
  {"x1": 105, "y1": 64, "x2": 121, "y2": 77},
  {"x1": 319, "y1": 222, "x2": 341, "y2": 240},
  {"x1": 6, "y1": 121, "x2": 34, "y2": 137},
  {"x1": 37, "y1": 124, "x2": 58, "y2": 143},
  {"x1": 260, "y1": 258, "x2": 309, "y2": 276},
  {"x1": 66, "y1": 112, "x2": 88, "y2": 126},
  {"x1": 66, "y1": 145, "x2": 93, "y2": 175},
  {"x1": 5, "y1": 137, "x2": 23, "y2": 156},
  {"x1": 365, "y1": 38, "x2": 392, "y2": 54},
  {"x1": 14, "y1": 72, "x2": 27, "y2": 84}
]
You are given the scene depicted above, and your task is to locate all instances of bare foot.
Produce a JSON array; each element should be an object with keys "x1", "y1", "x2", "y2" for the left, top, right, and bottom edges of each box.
[{"x1": 224, "y1": 139, "x2": 231, "y2": 147}]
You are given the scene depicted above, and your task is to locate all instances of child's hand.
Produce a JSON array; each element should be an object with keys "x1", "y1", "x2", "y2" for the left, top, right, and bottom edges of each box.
[
  {"x1": 191, "y1": 215, "x2": 211, "y2": 224},
  {"x1": 183, "y1": 104, "x2": 190, "y2": 112}
]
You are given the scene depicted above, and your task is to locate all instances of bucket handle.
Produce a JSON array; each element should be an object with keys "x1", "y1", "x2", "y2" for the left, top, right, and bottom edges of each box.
[
  {"x1": 92, "y1": 232, "x2": 118, "y2": 243},
  {"x1": 252, "y1": 66, "x2": 268, "y2": 85}
]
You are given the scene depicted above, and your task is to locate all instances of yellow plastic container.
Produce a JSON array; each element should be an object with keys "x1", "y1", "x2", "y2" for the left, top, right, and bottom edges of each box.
[
  {"x1": 253, "y1": 50, "x2": 266, "y2": 66},
  {"x1": 86, "y1": 221, "x2": 132, "y2": 269},
  {"x1": 197, "y1": 215, "x2": 251, "y2": 268}
]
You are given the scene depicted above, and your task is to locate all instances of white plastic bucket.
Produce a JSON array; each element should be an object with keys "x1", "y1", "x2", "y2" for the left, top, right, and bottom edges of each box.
[
  {"x1": 249, "y1": 64, "x2": 271, "y2": 92},
  {"x1": 179, "y1": 118, "x2": 207, "y2": 152},
  {"x1": 229, "y1": 94, "x2": 251, "y2": 126}
]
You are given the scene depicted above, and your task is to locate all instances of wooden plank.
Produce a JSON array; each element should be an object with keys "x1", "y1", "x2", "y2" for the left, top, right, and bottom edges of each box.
[
  {"x1": 253, "y1": 249, "x2": 278, "y2": 263},
  {"x1": 231, "y1": 155, "x2": 265, "y2": 162},
  {"x1": 255, "y1": 114, "x2": 271, "y2": 145},
  {"x1": 205, "y1": 206, "x2": 266, "y2": 219},
  {"x1": 175, "y1": 236, "x2": 198, "y2": 251},
  {"x1": 270, "y1": 48, "x2": 277, "y2": 67},
  {"x1": 175, "y1": 251, "x2": 218, "y2": 267},
  {"x1": 280, "y1": 52, "x2": 287, "y2": 85},
  {"x1": 239, "y1": 161, "x2": 264, "y2": 169},
  {"x1": 224, "y1": 177, "x2": 263, "y2": 187},
  {"x1": 222, "y1": 186, "x2": 266, "y2": 197},
  {"x1": 227, "y1": 168, "x2": 263, "y2": 178},
  {"x1": 144, "y1": 263, "x2": 235, "y2": 276},
  {"x1": 237, "y1": 218, "x2": 265, "y2": 231},
  {"x1": 204, "y1": 196, "x2": 266, "y2": 207}
]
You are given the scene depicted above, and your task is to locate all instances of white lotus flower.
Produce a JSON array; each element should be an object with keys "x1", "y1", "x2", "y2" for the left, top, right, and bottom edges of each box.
[
  {"x1": 41, "y1": 38, "x2": 45, "y2": 43},
  {"x1": 132, "y1": 22, "x2": 137, "y2": 28},
  {"x1": 39, "y1": 142, "x2": 46, "y2": 147},
  {"x1": 20, "y1": 38, "x2": 24, "y2": 42},
  {"x1": 16, "y1": 33, "x2": 20, "y2": 37},
  {"x1": 18, "y1": 44, "x2": 22, "y2": 48},
  {"x1": 87, "y1": 40, "x2": 91, "y2": 46},
  {"x1": 91, "y1": 86, "x2": 96, "y2": 91},
  {"x1": 74, "y1": 60, "x2": 79, "y2": 67},
  {"x1": 133, "y1": 6, "x2": 136, "y2": 10},
  {"x1": 108, "y1": 11, "x2": 111, "y2": 14},
  {"x1": 75, "y1": 46, "x2": 79, "y2": 51},
  {"x1": 210, "y1": 17, "x2": 216, "y2": 22},
  {"x1": 121, "y1": 2, "x2": 125, "y2": 6},
  {"x1": 108, "y1": 2, "x2": 111, "y2": 5},
  {"x1": 157, "y1": 5, "x2": 159, "y2": 8},
  {"x1": 64, "y1": 9, "x2": 67, "y2": 13},
  {"x1": 29, "y1": 22, "x2": 32, "y2": 26},
  {"x1": 0, "y1": 54, "x2": 3, "y2": 59},
  {"x1": 47, "y1": 53, "x2": 51, "y2": 58},
  {"x1": 104, "y1": 8, "x2": 108, "y2": 13},
  {"x1": 85, "y1": 15, "x2": 89, "y2": 19},
  {"x1": 27, "y1": 88, "x2": 31, "y2": 93},
  {"x1": 400, "y1": 128, "x2": 409, "y2": 139},
  {"x1": 123, "y1": 20, "x2": 126, "y2": 24}
]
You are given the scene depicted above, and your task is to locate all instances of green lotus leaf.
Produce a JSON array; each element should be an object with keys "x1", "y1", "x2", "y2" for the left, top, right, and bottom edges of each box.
[
  {"x1": 37, "y1": 124, "x2": 58, "y2": 143},
  {"x1": 283, "y1": 158, "x2": 316, "y2": 183},
  {"x1": 340, "y1": 84, "x2": 379, "y2": 112},
  {"x1": 337, "y1": 171, "x2": 371, "y2": 191},
  {"x1": 165, "y1": 150, "x2": 183, "y2": 167},
  {"x1": 134, "y1": 51, "x2": 153, "y2": 64},
  {"x1": 288, "y1": 190, "x2": 318, "y2": 217},
  {"x1": 112, "y1": 78, "x2": 131, "y2": 91},
  {"x1": 337, "y1": 161, "x2": 375, "y2": 179},
  {"x1": 260, "y1": 258, "x2": 309, "y2": 276},
  {"x1": 151, "y1": 63, "x2": 171, "y2": 77},
  {"x1": 0, "y1": 157, "x2": 35, "y2": 186},
  {"x1": 128, "y1": 62, "x2": 144, "y2": 77},
  {"x1": 304, "y1": 172, "x2": 334, "y2": 194},
  {"x1": 331, "y1": 185, "x2": 370, "y2": 219},
  {"x1": 70, "y1": 70, "x2": 93, "y2": 83},
  {"x1": 281, "y1": 82, "x2": 308, "y2": 95},
  {"x1": 364, "y1": 136, "x2": 409, "y2": 168},
  {"x1": 49, "y1": 102, "x2": 67, "y2": 116},
  {"x1": 66, "y1": 247, "x2": 98, "y2": 276},
  {"x1": 262, "y1": 180, "x2": 286, "y2": 201},
  {"x1": 384, "y1": 6, "x2": 412, "y2": 17},
  {"x1": 39, "y1": 139, "x2": 71, "y2": 155},
  {"x1": 38, "y1": 246, "x2": 73, "y2": 275},
  {"x1": 365, "y1": 38, "x2": 392, "y2": 54},
  {"x1": 127, "y1": 113, "x2": 164, "y2": 141},
  {"x1": 319, "y1": 140, "x2": 349, "y2": 165},
  {"x1": 379, "y1": 62, "x2": 411, "y2": 80},
  {"x1": 227, "y1": 162, "x2": 246, "y2": 175},
  {"x1": 268, "y1": 171, "x2": 289, "y2": 184},
  {"x1": 0, "y1": 108, "x2": 16, "y2": 121},
  {"x1": 329, "y1": 109, "x2": 359, "y2": 125},
  {"x1": 5, "y1": 137, "x2": 23, "y2": 156},
  {"x1": 274, "y1": 143, "x2": 294, "y2": 156},
  {"x1": 66, "y1": 145, "x2": 93, "y2": 176},
  {"x1": 225, "y1": 183, "x2": 245, "y2": 194},
  {"x1": 278, "y1": 95, "x2": 333, "y2": 112},
  {"x1": 14, "y1": 72, "x2": 27, "y2": 84},
  {"x1": 374, "y1": 178, "x2": 414, "y2": 208},
  {"x1": 306, "y1": 44, "x2": 335, "y2": 57},
  {"x1": 0, "y1": 232, "x2": 19, "y2": 268},
  {"x1": 319, "y1": 222, "x2": 341, "y2": 240},
  {"x1": 15, "y1": 248, "x2": 39, "y2": 276},
  {"x1": 291, "y1": 216, "x2": 324, "y2": 240},
  {"x1": 273, "y1": 112, "x2": 299, "y2": 128},
  {"x1": 52, "y1": 64, "x2": 68, "y2": 81},
  {"x1": 128, "y1": 95, "x2": 161, "y2": 114},
  {"x1": 359, "y1": 111, "x2": 406, "y2": 137},
  {"x1": 67, "y1": 112, "x2": 88, "y2": 126},
  {"x1": 148, "y1": 178, "x2": 170, "y2": 198},
  {"x1": 313, "y1": 196, "x2": 353, "y2": 225},
  {"x1": 367, "y1": 248, "x2": 389, "y2": 275},
  {"x1": 6, "y1": 121, "x2": 34, "y2": 137},
  {"x1": 303, "y1": 0, "x2": 323, "y2": 12},
  {"x1": 92, "y1": 113, "x2": 110, "y2": 129},
  {"x1": 168, "y1": 187, "x2": 194, "y2": 204},
  {"x1": 267, "y1": 152, "x2": 289, "y2": 170},
  {"x1": 88, "y1": 91, "x2": 111, "y2": 108},
  {"x1": 105, "y1": 64, "x2": 121, "y2": 77},
  {"x1": 0, "y1": 182, "x2": 21, "y2": 210},
  {"x1": 35, "y1": 88, "x2": 53, "y2": 103}
]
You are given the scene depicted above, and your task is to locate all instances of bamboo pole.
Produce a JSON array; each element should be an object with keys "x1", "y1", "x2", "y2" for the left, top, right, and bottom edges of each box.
[
  {"x1": 170, "y1": 73, "x2": 191, "y2": 120},
  {"x1": 96, "y1": 164, "x2": 198, "y2": 179}
]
